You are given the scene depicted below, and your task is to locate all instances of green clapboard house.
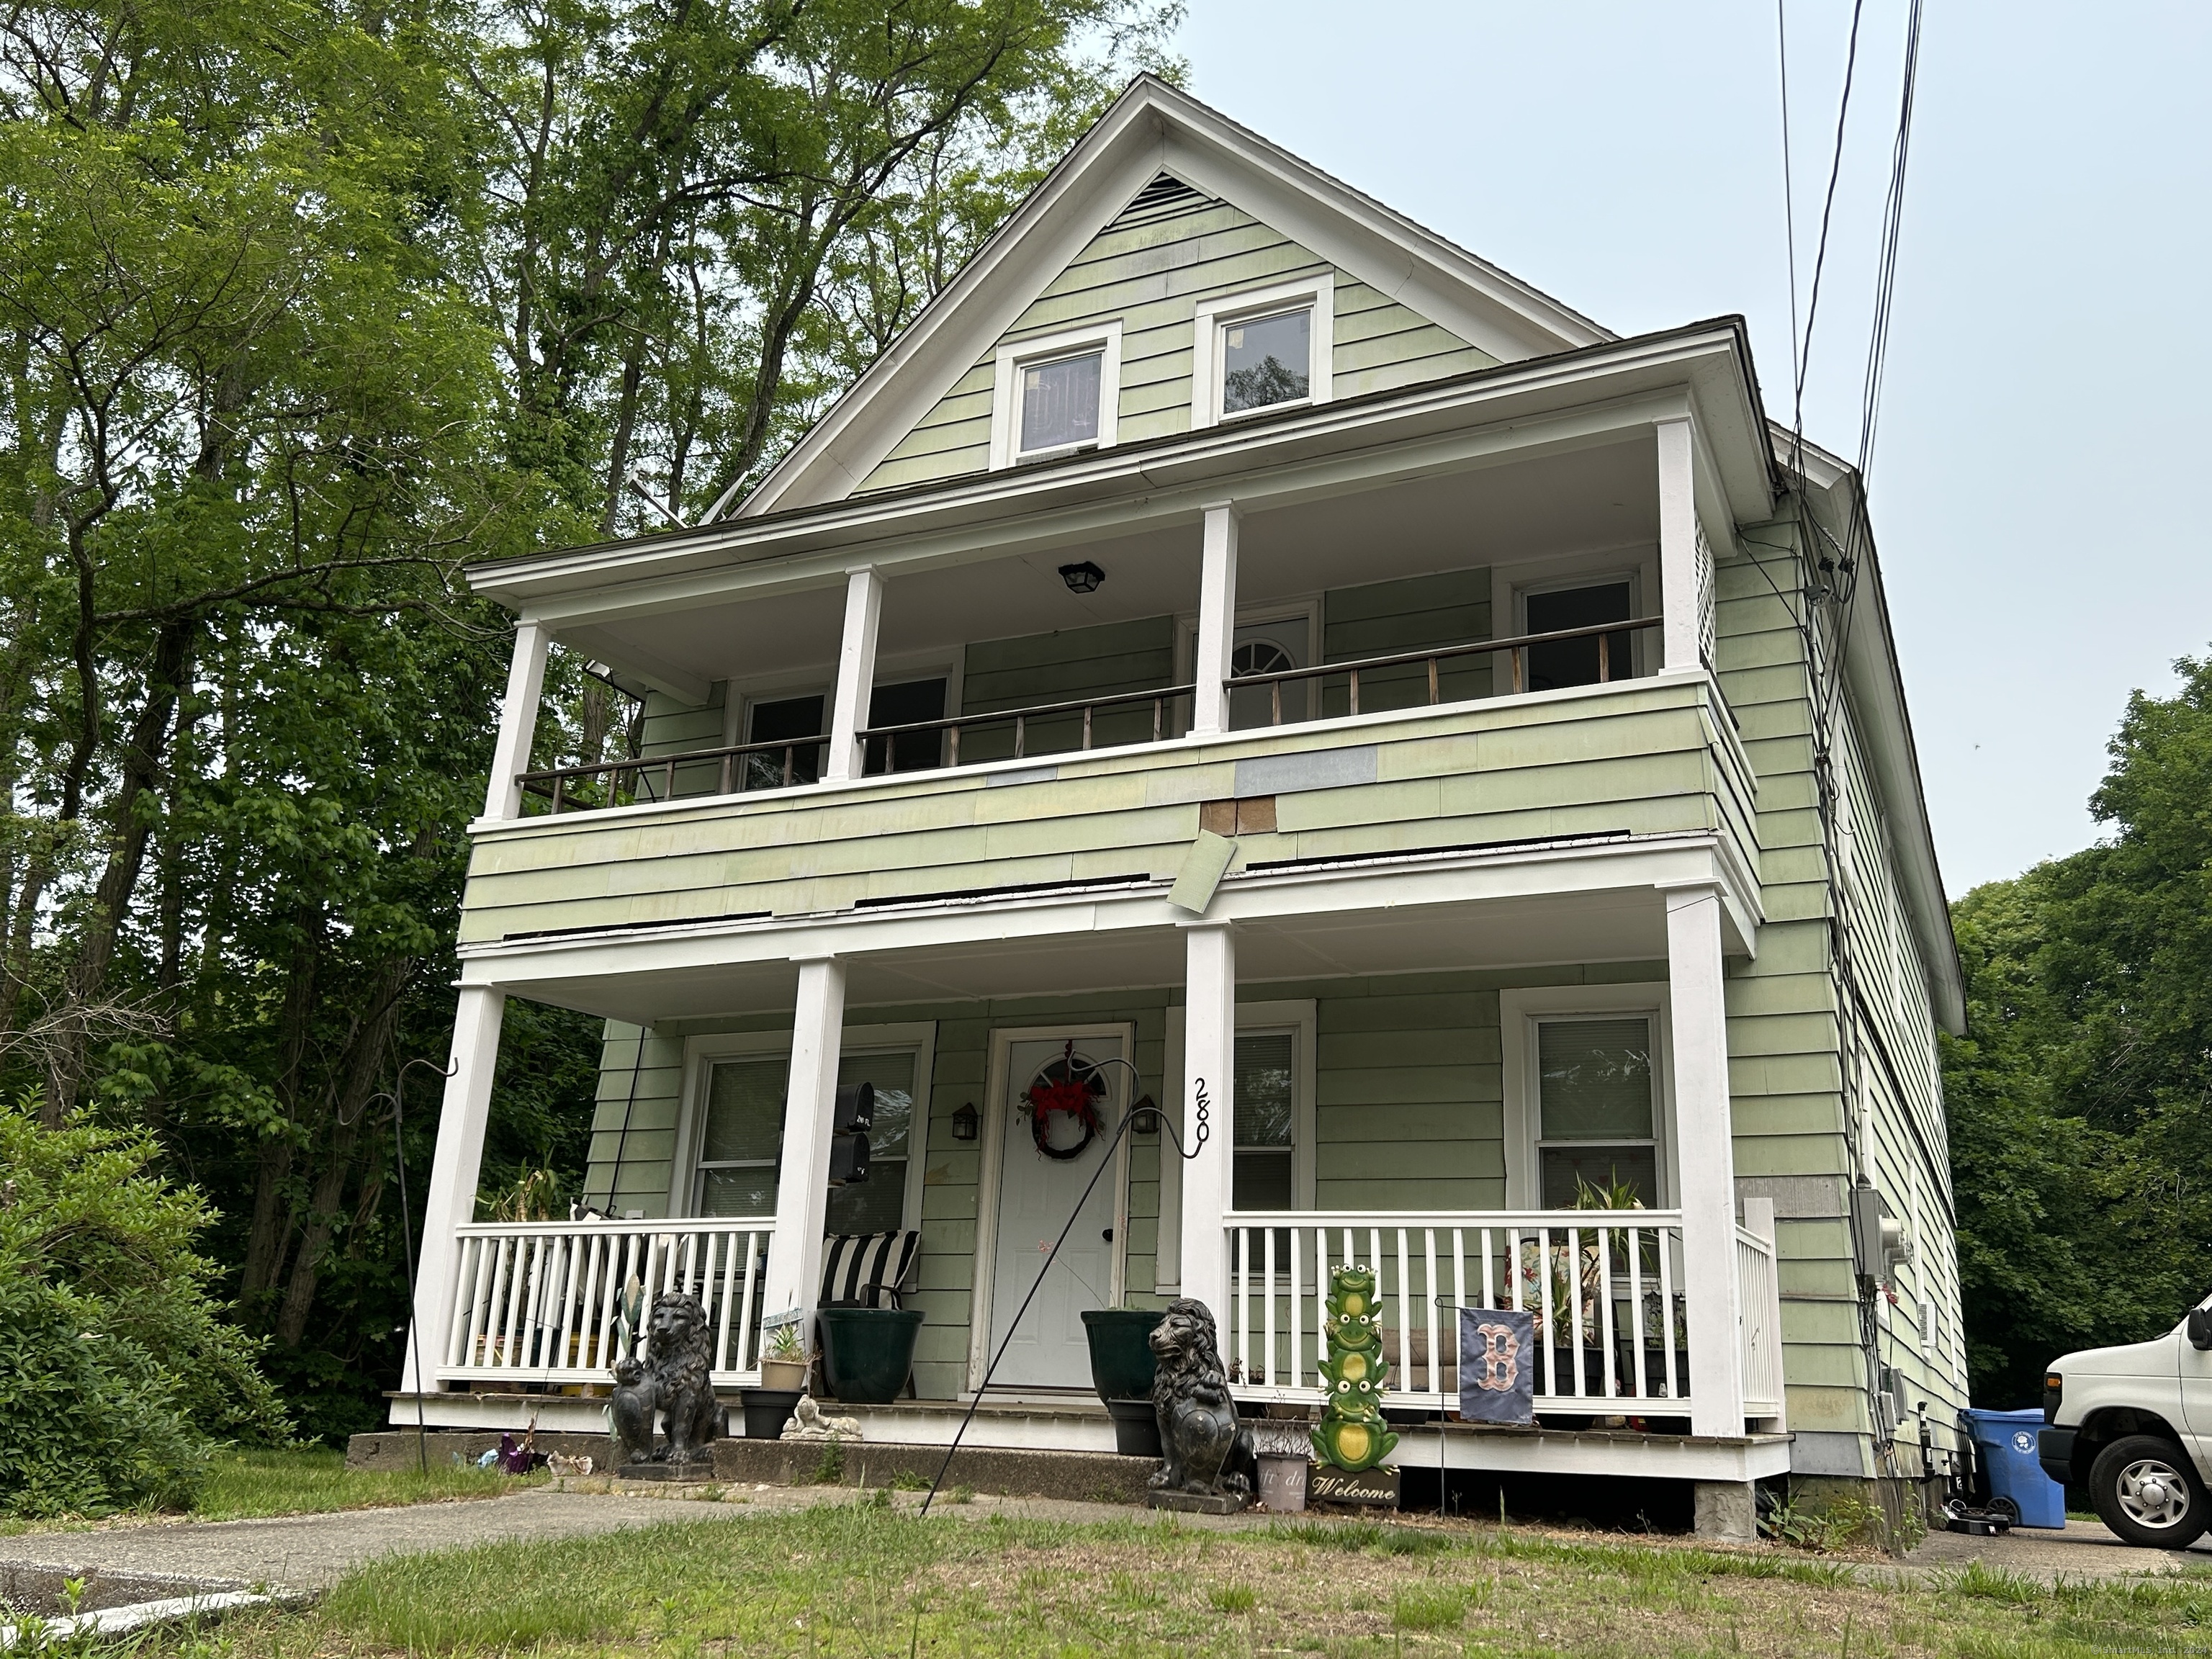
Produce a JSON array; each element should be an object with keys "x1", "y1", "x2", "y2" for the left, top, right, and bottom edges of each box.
[{"x1": 400, "y1": 78, "x2": 1967, "y2": 1534}]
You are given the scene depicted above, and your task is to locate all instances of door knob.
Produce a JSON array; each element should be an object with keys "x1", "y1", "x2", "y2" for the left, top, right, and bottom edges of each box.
[{"x1": 1102, "y1": 1228, "x2": 1114, "y2": 1242}]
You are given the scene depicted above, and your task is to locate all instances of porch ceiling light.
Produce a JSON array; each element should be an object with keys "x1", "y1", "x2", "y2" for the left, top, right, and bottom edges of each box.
[{"x1": 1058, "y1": 559, "x2": 1105, "y2": 594}]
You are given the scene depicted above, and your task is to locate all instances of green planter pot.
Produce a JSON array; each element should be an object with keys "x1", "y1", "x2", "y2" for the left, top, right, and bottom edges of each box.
[
  {"x1": 1082, "y1": 1308, "x2": 1166, "y2": 1405},
  {"x1": 817, "y1": 1307, "x2": 924, "y2": 1404}
]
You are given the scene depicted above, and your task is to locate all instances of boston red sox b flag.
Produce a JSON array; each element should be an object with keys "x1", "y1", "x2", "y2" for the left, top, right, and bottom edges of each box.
[{"x1": 1457, "y1": 1305, "x2": 1536, "y2": 1425}]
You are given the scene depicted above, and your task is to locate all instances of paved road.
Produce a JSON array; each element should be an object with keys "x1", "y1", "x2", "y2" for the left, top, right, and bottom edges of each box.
[{"x1": 4, "y1": 1484, "x2": 2199, "y2": 1601}]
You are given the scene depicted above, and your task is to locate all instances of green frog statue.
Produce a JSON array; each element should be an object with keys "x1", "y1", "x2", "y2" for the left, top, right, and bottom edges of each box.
[{"x1": 1312, "y1": 1263, "x2": 1399, "y2": 1473}]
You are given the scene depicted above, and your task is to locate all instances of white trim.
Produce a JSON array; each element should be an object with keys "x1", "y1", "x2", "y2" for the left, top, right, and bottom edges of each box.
[
  {"x1": 485, "y1": 621, "x2": 549, "y2": 821},
  {"x1": 1192, "y1": 276, "x2": 1334, "y2": 430},
  {"x1": 989, "y1": 322, "x2": 1123, "y2": 469},
  {"x1": 968, "y1": 1021, "x2": 1136, "y2": 1391},
  {"x1": 1498, "y1": 982, "x2": 1675, "y2": 1212},
  {"x1": 1159, "y1": 996, "x2": 1317, "y2": 1290},
  {"x1": 672, "y1": 1021, "x2": 937, "y2": 1233}
]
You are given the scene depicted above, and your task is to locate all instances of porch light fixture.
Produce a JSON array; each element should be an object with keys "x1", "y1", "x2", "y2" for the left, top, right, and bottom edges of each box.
[
  {"x1": 951, "y1": 1102, "x2": 979, "y2": 1141},
  {"x1": 1058, "y1": 560, "x2": 1105, "y2": 594}
]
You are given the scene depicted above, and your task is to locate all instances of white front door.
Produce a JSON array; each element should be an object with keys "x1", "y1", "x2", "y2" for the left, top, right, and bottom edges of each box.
[{"x1": 985, "y1": 1034, "x2": 1128, "y2": 1389}]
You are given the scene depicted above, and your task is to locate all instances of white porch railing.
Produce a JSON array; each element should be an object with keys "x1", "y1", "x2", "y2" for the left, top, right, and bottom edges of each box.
[
  {"x1": 439, "y1": 1218, "x2": 774, "y2": 1389},
  {"x1": 1223, "y1": 1210, "x2": 1713, "y2": 1416},
  {"x1": 1736, "y1": 1218, "x2": 1786, "y2": 1425}
]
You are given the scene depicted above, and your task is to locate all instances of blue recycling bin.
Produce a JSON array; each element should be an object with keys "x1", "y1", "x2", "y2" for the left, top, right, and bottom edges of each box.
[{"x1": 1962, "y1": 1408, "x2": 2067, "y2": 1529}]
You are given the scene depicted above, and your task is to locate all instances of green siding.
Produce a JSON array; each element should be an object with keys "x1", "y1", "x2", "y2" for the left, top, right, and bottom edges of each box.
[
  {"x1": 459, "y1": 678, "x2": 1739, "y2": 944},
  {"x1": 956, "y1": 615, "x2": 1177, "y2": 762},
  {"x1": 858, "y1": 181, "x2": 1496, "y2": 494},
  {"x1": 1321, "y1": 568, "x2": 1494, "y2": 716}
]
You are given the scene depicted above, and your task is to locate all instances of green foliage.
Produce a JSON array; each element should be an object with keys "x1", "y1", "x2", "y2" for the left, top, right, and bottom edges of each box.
[
  {"x1": 0, "y1": 1098, "x2": 287, "y2": 1517},
  {"x1": 1943, "y1": 653, "x2": 2212, "y2": 1405}
]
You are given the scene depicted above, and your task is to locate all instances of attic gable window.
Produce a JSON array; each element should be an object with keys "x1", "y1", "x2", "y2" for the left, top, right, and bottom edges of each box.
[
  {"x1": 1222, "y1": 310, "x2": 1310, "y2": 413},
  {"x1": 989, "y1": 322, "x2": 1122, "y2": 469},
  {"x1": 1193, "y1": 278, "x2": 1334, "y2": 429},
  {"x1": 1020, "y1": 351, "x2": 1102, "y2": 453}
]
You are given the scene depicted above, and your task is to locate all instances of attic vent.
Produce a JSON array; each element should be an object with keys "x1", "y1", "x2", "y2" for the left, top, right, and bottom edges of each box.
[{"x1": 1125, "y1": 171, "x2": 1204, "y2": 213}]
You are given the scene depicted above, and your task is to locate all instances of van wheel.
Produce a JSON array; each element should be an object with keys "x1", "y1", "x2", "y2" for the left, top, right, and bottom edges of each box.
[{"x1": 2090, "y1": 1434, "x2": 2210, "y2": 1549}]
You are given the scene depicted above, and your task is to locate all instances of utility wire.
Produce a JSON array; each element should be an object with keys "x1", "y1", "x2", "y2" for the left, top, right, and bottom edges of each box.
[
  {"x1": 1777, "y1": 0, "x2": 1802, "y2": 403},
  {"x1": 1792, "y1": 0, "x2": 1868, "y2": 460}
]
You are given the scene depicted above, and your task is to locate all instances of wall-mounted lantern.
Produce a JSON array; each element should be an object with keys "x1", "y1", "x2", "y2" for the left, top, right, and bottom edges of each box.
[{"x1": 950, "y1": 1102, "x2": 979, "y2": 1141}]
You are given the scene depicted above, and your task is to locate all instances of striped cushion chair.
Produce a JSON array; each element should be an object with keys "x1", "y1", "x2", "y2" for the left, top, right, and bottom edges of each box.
[{"x1": 820, "y1": 1231, "x2": 922, "y2": 1310}]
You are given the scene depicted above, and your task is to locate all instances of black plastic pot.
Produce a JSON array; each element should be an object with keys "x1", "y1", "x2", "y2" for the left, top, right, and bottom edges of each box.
[
  {"x1": 817, "y1": 1306, "x2": 925, "y2": 1403},
  {"x1": 1081, "y1": 1308, "x2": 1165, "y2": 1403},
  {"x1": 1105, "y1": 1397, "x2": 1163, "y2": 1459},
  {"x1": 742, "y1": 1387, "x2": 801, "y2": 1439}
]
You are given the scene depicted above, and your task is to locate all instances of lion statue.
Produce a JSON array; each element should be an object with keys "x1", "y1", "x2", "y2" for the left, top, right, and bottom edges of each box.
[
  {"x1": 1147, "y1": 1297, "x2": 1253, "y2": 1501},
  {"x1": 610, "y1": 1290, "x2": 724, "y2": 1467}
]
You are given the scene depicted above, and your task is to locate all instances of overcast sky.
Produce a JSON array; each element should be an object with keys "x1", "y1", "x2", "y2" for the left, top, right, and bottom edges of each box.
[{"x1": 1172, "y1": 0, "x2": 2212, "y2": 896}]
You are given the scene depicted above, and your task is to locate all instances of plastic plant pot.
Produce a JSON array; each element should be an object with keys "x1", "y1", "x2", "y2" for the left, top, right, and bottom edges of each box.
[
  {"x1": 1105, "y1": 1397, "x2": 1164, "y2": 1458},
  {"x1": 1082, "y1": 1308, "x2": 1166, "y2": 1404},
  {"x1": 741, "y1": 1388, "x2": 801, "y2": 1439},
  {"x1": 817, "y1": 1306, "x2": 925, "y2": 1404}
]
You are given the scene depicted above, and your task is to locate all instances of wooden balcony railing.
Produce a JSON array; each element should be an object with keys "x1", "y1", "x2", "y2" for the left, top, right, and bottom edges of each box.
[
  {"x1": 518, "y1": 734, "x2": 826, "y2": 814},
  {"x1": 858, "y1": 681, "x2": 1195, "y2": 769},
  {"x1": 1227, "y1": 616, "x2": 1663, "y2": 724}
]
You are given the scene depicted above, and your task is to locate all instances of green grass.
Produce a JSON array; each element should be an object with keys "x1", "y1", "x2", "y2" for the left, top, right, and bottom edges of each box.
[
  {"x1": 0, "y1": 1447, "x2": 544, "y2": 1533},
  {"x1": 115, "y1": 1501, "x2": 2212, "y2": 1658}
]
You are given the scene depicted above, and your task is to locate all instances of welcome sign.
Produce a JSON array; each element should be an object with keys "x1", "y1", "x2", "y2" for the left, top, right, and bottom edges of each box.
[{"x1": 1457, "y1": 1306, "x2": 1537, "y2": 1425}]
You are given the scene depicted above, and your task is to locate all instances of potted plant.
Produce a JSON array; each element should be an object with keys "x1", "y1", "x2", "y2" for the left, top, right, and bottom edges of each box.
[
  {"x1": 816, "y1": 1304, "x2": 925, "y2": 1404},
  {"x1": 1082, "y1": 1306, "x2": 1166, "y2": 1457},
  {"x1": 758, "y1": 1323, "x2": 809, "y2": 1391},
  {"x1": 740, "y1": 1323, "x2": 808, "y2": 1439}
]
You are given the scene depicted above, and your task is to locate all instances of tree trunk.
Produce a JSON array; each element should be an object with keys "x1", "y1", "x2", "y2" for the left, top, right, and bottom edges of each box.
[
  {"x1": 274, "y1": 957, "x2": 411, "y2": 1346},
  {"x1": 238, "y1": 904, "x2": 325, "y2": 1303},
  {"x1": 44, "y1": 616, "x2": 196, "y2": 1121}
]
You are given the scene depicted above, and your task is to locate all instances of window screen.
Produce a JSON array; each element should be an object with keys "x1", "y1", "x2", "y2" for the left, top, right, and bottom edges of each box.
[
  {"x1": 1222, "y1": 310, "x2": 1310, "y2": 413},
  {"x1": 694, "y1": 1056, "x2": 786, "y2": 1217},
  {"x1": 1019, "y1": 351, "x2": 1102, "y2": 453},
  {"x1": 1535, "y1": 1016, "x2": 1658, "y2": 1207},
  {"x1": 1233, "y1": 1031, "x2": 1295, "y2": 1213}
]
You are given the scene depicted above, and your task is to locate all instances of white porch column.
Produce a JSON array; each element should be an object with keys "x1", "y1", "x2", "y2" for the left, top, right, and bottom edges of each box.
[
  {"x1": 763, "y1": 956, "x2": 848, "y2": 1333},
  {"x1": 1666, "y1": 882, "x2": 1747, "y2": 1438},
  {"x1": 1656, "y1": 418, "x2": 1704, "y2": 675},
  {"x1": 401, "y1": 985, "x2": 506, "y2": 1395},
  {"x1": 824, "y1": 568, "x2": 884, "y2": 782},
  {"x1": 1191, "y1": 502, "x2": 1239, "y2": 736},
  {"x1": 1178, "y1": 921, "x2": 1236, "y2": 1318},
  {"x1": 483, "y1": 619, "x2": 549, "y2": 819}
]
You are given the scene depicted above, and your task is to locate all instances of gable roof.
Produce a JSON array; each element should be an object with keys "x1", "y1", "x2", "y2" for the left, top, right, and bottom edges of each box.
[{"x1": 714, "y1": 74, "x2": 1611, "y2": 522}]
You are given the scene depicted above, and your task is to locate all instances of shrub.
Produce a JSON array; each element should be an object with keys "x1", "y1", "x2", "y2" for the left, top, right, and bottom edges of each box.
[{"x1": 0, "y1": 1097, "x2": 289, "y2": 1516}]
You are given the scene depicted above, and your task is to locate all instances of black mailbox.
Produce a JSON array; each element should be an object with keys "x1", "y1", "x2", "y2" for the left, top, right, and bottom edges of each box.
[{"x1": 827, "y1": 1080, "x2": 873, "y2": 1186}]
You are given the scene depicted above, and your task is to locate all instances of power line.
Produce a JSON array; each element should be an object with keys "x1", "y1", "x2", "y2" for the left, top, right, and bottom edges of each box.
[{"x1": 1792, "y1": 0, "x2": 1869, "y2": 457}]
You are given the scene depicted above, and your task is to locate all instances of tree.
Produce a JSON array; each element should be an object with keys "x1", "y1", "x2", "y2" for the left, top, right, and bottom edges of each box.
[{"x1": 1943, "y1": 652, "x2": 2212, "y2": 1406}]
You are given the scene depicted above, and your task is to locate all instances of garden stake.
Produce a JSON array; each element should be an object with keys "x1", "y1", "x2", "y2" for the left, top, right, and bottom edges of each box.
[{"x1": 919, "y1": 1057, "x2": 1208, "y2": 1518}]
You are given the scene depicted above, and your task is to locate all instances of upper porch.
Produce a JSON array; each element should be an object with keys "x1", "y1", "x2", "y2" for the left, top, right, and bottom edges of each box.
[{"x1": 462, "y1": 332, "x2": 1771, "y2": 950}]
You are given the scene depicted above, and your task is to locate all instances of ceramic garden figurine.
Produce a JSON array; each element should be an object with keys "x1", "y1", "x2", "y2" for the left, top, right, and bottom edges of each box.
[{"x1": 1313, "y1": 1264, "x2": 1399, "y2": 1473}]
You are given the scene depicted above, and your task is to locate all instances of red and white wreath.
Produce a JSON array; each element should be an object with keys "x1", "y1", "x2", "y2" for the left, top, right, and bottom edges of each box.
[{"x1": 1023, "y1": 1048, "x2": 1105, "y2": 1161}]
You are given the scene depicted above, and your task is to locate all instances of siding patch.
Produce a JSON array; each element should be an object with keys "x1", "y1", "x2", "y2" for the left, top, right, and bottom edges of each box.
[
  {"x1": 985, "y1": 765, "x2": 1059, "y2": 788},
  {"x1": 1235, "y1": 746, "x2": 1377, "y2": 796},
  {"x1": 1737, "y1": 1174, "x2": 1848, "y2": 1218}
]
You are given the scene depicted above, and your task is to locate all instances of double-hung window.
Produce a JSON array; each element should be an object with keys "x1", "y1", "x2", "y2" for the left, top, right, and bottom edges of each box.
[
  {"x1": 1533, "y1": 1015, "x2": 1661, "y2": 1208},
  {"x1": 990, "y1": 324, "x2": 1121, "y2": 468},
  {"x1": 685, "y1": 1031, "x2": 932, "y2": 1230}
]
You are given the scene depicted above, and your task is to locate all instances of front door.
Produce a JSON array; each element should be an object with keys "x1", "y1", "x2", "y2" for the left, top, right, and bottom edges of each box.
[{"x1": 985, "y1": 1033, "x2": 1128, "y2": 1389}]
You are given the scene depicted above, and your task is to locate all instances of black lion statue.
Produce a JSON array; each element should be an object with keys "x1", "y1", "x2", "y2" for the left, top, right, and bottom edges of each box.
[
  {"x1": 610, "y1": 1290, "x2": 724, "y2": 1467},
  {"x1": 1148, "y1": 1297, "x2": 1253, "y2": 1501}
]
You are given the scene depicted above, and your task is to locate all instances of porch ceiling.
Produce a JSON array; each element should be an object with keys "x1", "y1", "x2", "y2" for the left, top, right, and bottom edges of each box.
[
  {"x1": 553, "y1": 438, "x2": 1660, "y2": 694},
  {"x1": 486, "y1": 882, "x2": 1668, "y2": 1025}
]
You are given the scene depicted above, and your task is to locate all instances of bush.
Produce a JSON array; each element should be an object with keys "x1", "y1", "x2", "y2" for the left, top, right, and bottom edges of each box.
[{"x1": 0, "y1": 1096, "x2": 289, "y2": 1516}]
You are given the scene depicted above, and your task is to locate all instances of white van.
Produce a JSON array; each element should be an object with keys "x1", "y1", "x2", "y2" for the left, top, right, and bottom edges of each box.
[{"x1": 2038, "y1": 1300, "x2": 2212, "y2": 1549}]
